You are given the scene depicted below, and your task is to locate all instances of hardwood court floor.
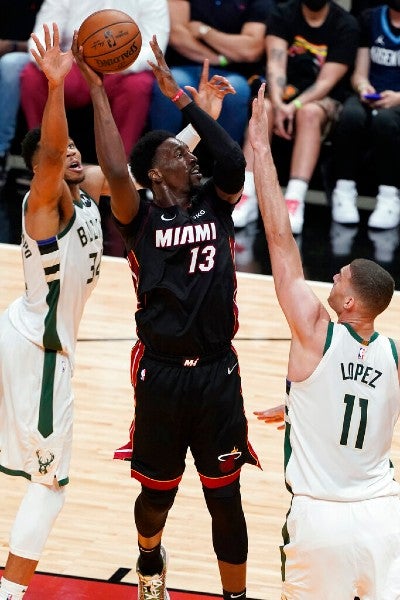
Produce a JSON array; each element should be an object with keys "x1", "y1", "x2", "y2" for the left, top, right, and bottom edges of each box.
[{"x1": 1, "y1": 242, "x2": 400, "y2": 599}]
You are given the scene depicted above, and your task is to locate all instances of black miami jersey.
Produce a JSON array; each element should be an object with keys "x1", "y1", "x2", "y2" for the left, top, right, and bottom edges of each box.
[{"x1": 116, "y1": 180, "x2": 239, "y2": 357}]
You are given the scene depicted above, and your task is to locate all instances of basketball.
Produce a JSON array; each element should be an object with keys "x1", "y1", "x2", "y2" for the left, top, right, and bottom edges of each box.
[{"x1": 77, "y1": 9, "x2": 142, "y2": 74}]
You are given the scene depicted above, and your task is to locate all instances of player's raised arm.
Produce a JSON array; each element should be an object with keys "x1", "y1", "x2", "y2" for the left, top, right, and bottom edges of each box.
[
  {"x1": 71, "y1": 29, "x2": 140, "y2": 225},
  {"x1": 26, "y1": 23, "x2": 74, "y2": 240},
  {"x1": 248, "y1": 85, "x2": 330, "y2": 341}
]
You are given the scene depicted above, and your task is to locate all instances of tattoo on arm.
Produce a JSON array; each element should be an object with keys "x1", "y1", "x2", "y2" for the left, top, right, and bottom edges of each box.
[
  {"x1": 276, "y1": 75, "x2": 286, "y2": 91},
  {"x1": 270, "y1": 48, "x2": 286, "y2": 63}
]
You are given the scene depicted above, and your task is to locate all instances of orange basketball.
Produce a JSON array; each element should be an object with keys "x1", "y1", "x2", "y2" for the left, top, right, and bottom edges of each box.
[{"x1": 77, "y1": 9, "x2": 142, "y2": 74}]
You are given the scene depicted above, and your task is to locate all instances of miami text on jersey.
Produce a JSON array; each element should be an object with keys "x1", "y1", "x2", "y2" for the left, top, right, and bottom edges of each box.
[{"x1": 155, "y1": 222, "x2": 217, "y2": 248}]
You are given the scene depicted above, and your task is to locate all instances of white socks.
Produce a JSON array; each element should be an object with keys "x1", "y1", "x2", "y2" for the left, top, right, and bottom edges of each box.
[
  {"x1": 244, "y1": 170, "x2": 256, "y2": 196},
  {"x1": 0, "y1": 578, "x2": 27, "y2": 599},
  {"x1": 284, "y1": 178, "x2": 308, "y2": 204}
]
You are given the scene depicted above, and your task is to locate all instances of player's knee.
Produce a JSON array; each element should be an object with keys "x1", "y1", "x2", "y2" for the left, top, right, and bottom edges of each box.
[
  {"x1": 9, "y1": 481, "x2": 66, "y2": 561},
  {"x1": 203, "y1": 481, "x2": 248, "y2": 564},
  {"x1": 134, "y1": 485, "x2": 178, "y2": 538}
]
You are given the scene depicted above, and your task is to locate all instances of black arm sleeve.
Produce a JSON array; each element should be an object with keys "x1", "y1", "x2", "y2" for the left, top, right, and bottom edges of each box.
[{"x1": 181, "y1": 101, "x2": 246, "y2": 194}]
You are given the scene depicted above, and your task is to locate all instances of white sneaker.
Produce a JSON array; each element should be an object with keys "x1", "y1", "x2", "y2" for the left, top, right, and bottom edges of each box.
[
  {"x1": 285, "y1": 198, "x2": 304, "y2": 234},
  {"x1": 232, "y1": 191, "x2": 258, "y2": 228},
  {"x1": 368, "y1": 194, "x2": 400, "y2": 229},
  {"x1": 331, "y1": 188, "x2": 359, "y2": 224},
  {"x1": 234, "y1": 222, "x2": 257, "y2": 269},
  {"x1": 368, "y1": 228, "x2": 399, "y2": 262},
  {"x1": 136, "y1": 546, "x2": 169, "y2": 600},
  {"x1": 330, "y1": 222, "x2": 358, "y2": 256}
]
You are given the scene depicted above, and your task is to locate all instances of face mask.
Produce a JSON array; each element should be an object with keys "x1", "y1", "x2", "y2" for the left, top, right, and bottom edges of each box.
[
  {"x1": 387, "y1": 0, "x2": 400, "y2": 11},
  {"x1": 302, "y1": 0, "x2": 328, "y2": 11}
]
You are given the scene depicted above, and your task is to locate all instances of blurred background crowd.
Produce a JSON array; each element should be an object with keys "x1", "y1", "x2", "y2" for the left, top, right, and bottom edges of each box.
[{"x1": 1, "y1": 0, "x2": 400, "y2": 284}]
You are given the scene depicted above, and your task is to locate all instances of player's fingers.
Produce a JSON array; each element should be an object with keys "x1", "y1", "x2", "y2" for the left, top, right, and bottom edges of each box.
[
  {"x1": 184, "y1": 86, "x2": 197, "y2": 101},
  {"x1": 31, "y1": 33, "x2": 45, "y2": 57},
  {"x1": 213, "y1": 77, "x2": 235, "y2": 94},
  {"x1": 30, "y1": 49, "x2": 41, "y2": 64},
  {"x1": 52, "y1": 22, "x2": 60, "y2": 47},
  {"x1": 199, "y1": 59, "x2": 210, "y2": 86},
  {"x1": 43, "y1": 23, "x2": 51, "y2": 49}
]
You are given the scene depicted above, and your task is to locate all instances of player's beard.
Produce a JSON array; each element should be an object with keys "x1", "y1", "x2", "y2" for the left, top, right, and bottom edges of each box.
[{"x1": 65, "y1": 172, "x2": 85, "y2": 186}]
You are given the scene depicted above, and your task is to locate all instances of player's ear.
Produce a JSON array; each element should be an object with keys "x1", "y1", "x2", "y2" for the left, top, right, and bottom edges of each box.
[
  {"x1": 344, "y1": 296, "x2": 354, "y2": 310},
  {"x1": 148, "y1": 168, "x2": 162, "y2": 184}
]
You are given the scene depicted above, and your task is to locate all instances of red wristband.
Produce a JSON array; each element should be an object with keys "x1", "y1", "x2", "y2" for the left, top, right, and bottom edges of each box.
[{"x1": 171, "y1": 88, "x2": 184, "y2": 102}]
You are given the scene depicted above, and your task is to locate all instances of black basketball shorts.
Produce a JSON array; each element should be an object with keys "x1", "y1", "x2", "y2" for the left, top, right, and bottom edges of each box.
[{"x1": 126, "y1": 341, "x2": 260, "y2": 490}]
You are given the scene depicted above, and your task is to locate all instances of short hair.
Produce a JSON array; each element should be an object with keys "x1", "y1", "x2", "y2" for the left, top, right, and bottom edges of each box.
[
  {"x1": 21, "y1": 127, "x2": 41, "y2": 171},
  {"x1": 350, "y1": 258, "x2": 394, "y2": 317},
  {"x1": 129, "y1": 129, "x2": 174, "y2": 189}
]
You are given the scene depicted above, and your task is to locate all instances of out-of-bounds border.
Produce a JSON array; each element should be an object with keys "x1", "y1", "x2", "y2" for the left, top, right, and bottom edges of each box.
[{"x1": 0, "y1": 568, "x2": 237, "y2": 599}]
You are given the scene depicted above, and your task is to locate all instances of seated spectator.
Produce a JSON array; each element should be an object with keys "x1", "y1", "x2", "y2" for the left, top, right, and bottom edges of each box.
[
  {"x1": 19, "y1": 0, "x2": 169, "y2": 258},
  {"x1": 20, "y1": 0, "x2": 169, "y2": 161},
  {"x1": 0, "y1": 0, "x2": 43, "y2": 187},
  {"x1": 149, "y1": 0, "x2": 272, "y2": 229},
  {"x1": 350, "y1": 0, "x2": 385, "y2": 17},
  {"x1": 260, "y1": 0, "x2": 359, "y2": 235},
  {"x1": 331, "y1": 1, "x2": 400, "y2": 230}
]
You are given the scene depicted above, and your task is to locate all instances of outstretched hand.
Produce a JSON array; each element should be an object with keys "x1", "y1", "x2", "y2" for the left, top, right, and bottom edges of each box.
[
  {"x1": 71, "y1": 30, "x2": 103, "y2": 88},
  {"x1": 31, "y1": 23, "x2": 73, "y2": 85},
  {"x1": 148, "y1": 35, "x2": 183, "y2": 100},
  {"x1": 248, "y1": 83, "x2": 270, "y2": 150},
  {"x1": 254, "y1": 404, "x2": 285, "y2": 430},
  {"x1": 185, "y1": 59, "x2": 236, "y2": 120}
]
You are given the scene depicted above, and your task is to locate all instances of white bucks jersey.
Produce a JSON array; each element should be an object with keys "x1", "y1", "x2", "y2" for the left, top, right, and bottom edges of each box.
[
  {"x1": 285, "y1": 322, "x2": 400, "y2": 501},
  {"x1": 8, "y1": 191, "x2": 102, "y2": 364}
]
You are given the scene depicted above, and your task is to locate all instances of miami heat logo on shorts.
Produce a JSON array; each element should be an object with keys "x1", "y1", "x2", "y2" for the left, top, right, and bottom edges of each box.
[{"x1": 218, "y1": 447, "x2": 242, "y2": 473}]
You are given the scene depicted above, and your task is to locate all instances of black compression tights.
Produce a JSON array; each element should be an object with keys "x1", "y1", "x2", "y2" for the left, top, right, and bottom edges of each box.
[
  {"x1": 203, "y1": 479, "x2": 248, "y2": 565},
  {"x1": 134, "y1": 485, "x2": 178, "y2": 538}
]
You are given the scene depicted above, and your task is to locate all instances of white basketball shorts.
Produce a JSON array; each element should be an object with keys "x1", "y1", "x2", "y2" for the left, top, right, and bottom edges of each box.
[
  {"x1": 281, "y1": 494, "x2": 400, "y2": 600},
  {"x1": 0, "y1": 311, "x2": 73, "y2": 485}
]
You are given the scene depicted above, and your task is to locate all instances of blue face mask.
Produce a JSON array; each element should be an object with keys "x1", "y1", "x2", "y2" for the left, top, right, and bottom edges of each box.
[{"x1": 302, "y1": 0, "x2": 328, "y2": 11}]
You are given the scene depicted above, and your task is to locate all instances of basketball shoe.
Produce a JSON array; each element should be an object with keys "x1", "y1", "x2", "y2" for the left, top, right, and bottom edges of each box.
[
  {"x1": 232, "y1": 191, "x2": 258, "y2": 228},
  {"x1": 331, "y1": 188, "x2": 360, "y2": 225},
  {"x1": 136, "y1": 545, "x2": 170, "y2": 600},
  {"x1": 368, "y1": 187, "x2": 400, "y2": 229}
]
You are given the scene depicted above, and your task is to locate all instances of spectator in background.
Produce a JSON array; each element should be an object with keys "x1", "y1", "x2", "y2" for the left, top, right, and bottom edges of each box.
[
  {"x1": 331, "y1": 1, "x2": 400, "y2": 230},
  {"x1": 262, "y1": 0, "x2": 359, "y2": 235},
  {"x1": 0, "y1": 0, "x2": 43, "y2": 187},
  {"x1": 149, "y1": 0, "x2": 272, "y2": 229},
  {"x1": 20, "y1": 0, "x2": 170, "y2": 160},
  {"x1": 19, "y1": 0, "x2": 169, "y2": 258},
  {"x1": 350, "y1": 0, "x2": 384, "y2": 17}
]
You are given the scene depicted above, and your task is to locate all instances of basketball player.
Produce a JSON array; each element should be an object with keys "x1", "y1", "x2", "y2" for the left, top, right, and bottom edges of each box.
[
  {"x1": 248, "y1": 84, "x2": 400, "y2": 599},
  {"x1": 0, "y1": 24, "x2": 103, "y2": 600},
  {"x1": 72, "y1": 32, "x2": 260, "y2": 600},
  {"x1": 0, "y1": 24, "x2": 229, "y2": 599}
]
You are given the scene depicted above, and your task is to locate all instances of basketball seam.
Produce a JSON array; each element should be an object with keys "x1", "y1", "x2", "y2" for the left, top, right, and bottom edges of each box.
[{"x1": 79, "y1": 22, "x2": 138, "y2": 47}]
